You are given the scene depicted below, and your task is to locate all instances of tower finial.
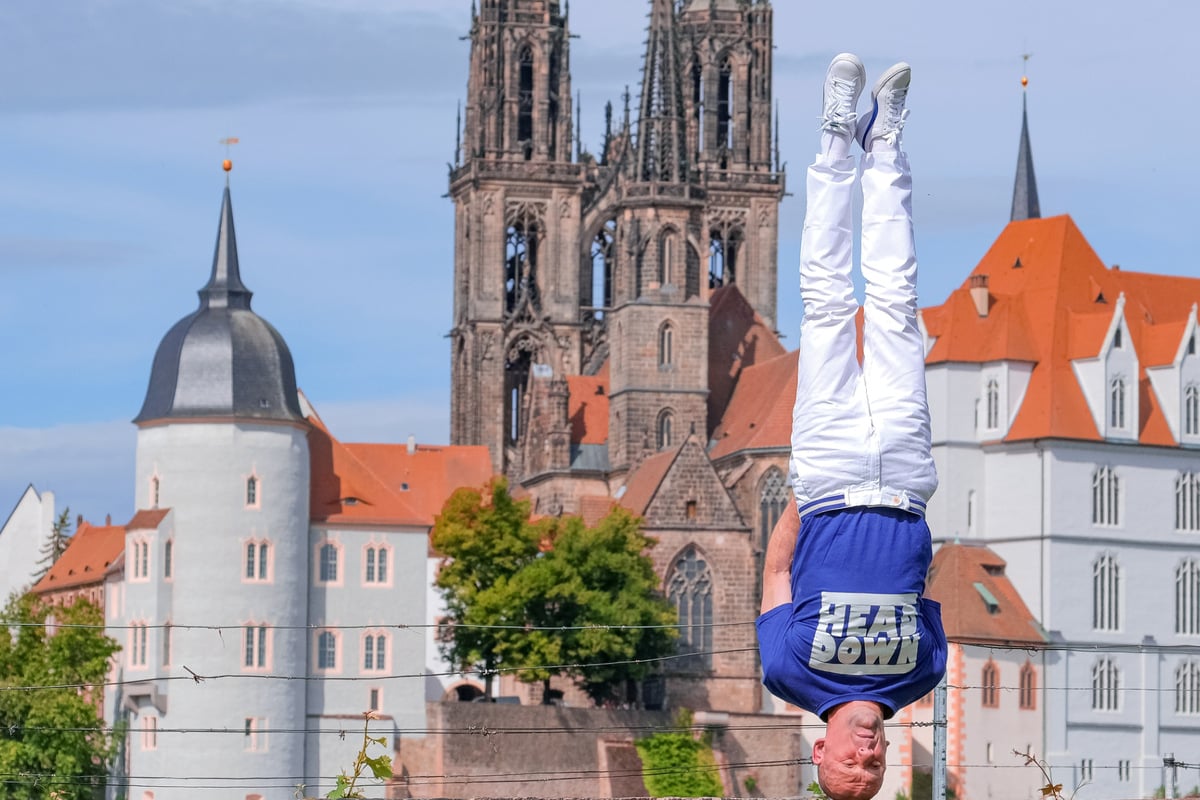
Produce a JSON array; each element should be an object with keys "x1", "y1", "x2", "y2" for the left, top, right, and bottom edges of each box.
[
  {"x1": 220, "y1": 137, "x2": 239, "y2": 186},
  {"x1": 1011, "y1": 54, "x2": 1041, "y2": 222}
]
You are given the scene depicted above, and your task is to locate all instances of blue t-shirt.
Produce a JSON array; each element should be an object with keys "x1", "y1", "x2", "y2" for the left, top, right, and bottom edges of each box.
[{"x1": 757, "y1": 507, "x2": 947, "y2": 720}]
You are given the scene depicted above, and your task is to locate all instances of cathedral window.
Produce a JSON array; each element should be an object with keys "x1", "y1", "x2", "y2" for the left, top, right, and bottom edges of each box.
[
  {"x1": 504, "y1": 339, "x2": 535, "y2": 447},
  {"x1": 1092, "y1": 552, "x2": 1120, "y2": 632},
  {"x1": 517, "y1": 45, "x2": 534, "y2": 157},
  {"x1": 717, "y1": 56, "x2": 734, "y2": 163},
  {"x1": 243, "y1": 624, "x2": 268, "y2": 670},
  {"x1": 318, "y1": 541, "x2": 341, "y2": 584},
  {"x1": 659, "y1": 231, "x2": 676, "y2": 286},
  {"x1": 317, "y1": 630, "x2": 339, "y2": 671},
  {"x1": 666, "y1": 547, "x2": 713, "y2": 670},
  {"x1": 1185, "y1": 384, "x2": 1199, "y2": 437},
  {"x1": 1019, "y1": 661, "x2": 1037, "y2": 710},
  {"x1": 1177, "y1": 660, "x2": 1200, "y2": 714},
  {"x1": 658, "y1": 323, "x2": 674, "y2": 368},
  {"x1": 1177, "y1": 473, "x2": 1200, "y2": 531},
  {"x1": 1091, "y1": 466, "x2": 1120, "y2": 526},
  {"x1": 1109, "y1": 377, "x2": 1127, "y2": 430},
  {"x1": 365, "y1": 545, "x2": 390, "y2": 585},
  {"x1": 709, "y1": 226, "x2": 742, "y2": 289},
  {"x1": 246, "y1": 475, "x2": 259, "y2": 508},
  {"x1": 363, "y1": 632, "x2": 388, "y2": 671},
  {"x1": 985, "y1": 378, "x2": 1000, "y2": 429},
  {"x1": 1091, "y1": 657, "x2": 1120, "y2": 710},
  {"x1": 1177, "y1": 558, "x2": 1200, "y2": 635},
  {"x1": 758, "y1": 468, "x2": 788, "y2": 558},
  {"x1": 981, "y1": 660, "x2": 999, "y2": 708},
  {"x1": 657, "y1": 410, "x2": 675, "y2": 450},
  {"x1": 588, "y1": 219, "x2": 616, "y2": 316},
  {"x1": 692, "y1": 59, "x2": 704, "y2": 151}
]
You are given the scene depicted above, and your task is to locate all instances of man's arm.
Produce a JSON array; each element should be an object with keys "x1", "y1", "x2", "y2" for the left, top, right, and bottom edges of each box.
[{"x1": 761, "y1": 500, "x2": 800, "y2": 614}]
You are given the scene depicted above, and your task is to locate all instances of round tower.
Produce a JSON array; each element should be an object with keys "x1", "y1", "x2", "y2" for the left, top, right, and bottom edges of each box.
[{"x1": 128, "y1": 175, "x2": 310, "y2": 798}]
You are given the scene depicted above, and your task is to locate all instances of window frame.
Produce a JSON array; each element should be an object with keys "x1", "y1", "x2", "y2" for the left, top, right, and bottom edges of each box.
[
  {"x1": 316, "y1": 629, "x2": 340, "y2": 673},
  {"x1": 242, "y1": 624, "x2": 270, "y2": 672},
  {"x1": 316, "y1": 539, "x2": 343, "y2": 586}
]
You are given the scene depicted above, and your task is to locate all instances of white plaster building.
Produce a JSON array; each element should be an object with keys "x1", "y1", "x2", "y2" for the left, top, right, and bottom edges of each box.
[
  {"x1": 102, "y1": 183, "x2": 489, "y2": 800},
  {"x1": 0, "y1": 485, "x2": 55, "y2": 601}
]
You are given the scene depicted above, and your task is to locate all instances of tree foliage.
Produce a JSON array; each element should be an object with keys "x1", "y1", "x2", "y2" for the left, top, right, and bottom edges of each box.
[
  {"x1": 431, "y1": 478, "x2": 677, "y2": 704},
  {"x1": 31, "y1": 509, "x2": 73, "y2": 584},
  {"x1": 0, "y1": 592, "x2": 120, "y2": 799}
]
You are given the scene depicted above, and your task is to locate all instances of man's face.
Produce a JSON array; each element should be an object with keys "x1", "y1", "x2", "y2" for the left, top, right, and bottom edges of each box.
[{"x1": 812, "y1": 702, "x2": 887, "y2": 800}]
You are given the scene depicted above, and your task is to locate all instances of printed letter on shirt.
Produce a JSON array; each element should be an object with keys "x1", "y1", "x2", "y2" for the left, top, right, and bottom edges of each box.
[{"x1": 808, "y1": 592, "x2": 920, "y2": 675}]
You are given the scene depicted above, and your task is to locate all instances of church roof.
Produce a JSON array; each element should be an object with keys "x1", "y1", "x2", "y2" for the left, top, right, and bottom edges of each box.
[
  {"x1": 707, "y1": 286, "x2": 787, "y2": 434},
  {"x1": 135, "y1": 186, "x2": 304, "y2": 426},
  {"x1": 32, "y1": 519, "x2": 130, "y2": 594},
  {"x1": 926, "y1": 543, "x2": 1046, "y2": 646},
  {"x1": 709, "y1": 350, "x2": 795, "y2": 458},
  {"x1": 567, "y1": 362, "x2": 610, "y2": 445},
  {"x1": 923, "y1": 214, "x2": 1200, "y2": 445}
]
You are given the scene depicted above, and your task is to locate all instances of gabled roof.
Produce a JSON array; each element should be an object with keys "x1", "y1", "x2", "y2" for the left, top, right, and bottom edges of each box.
[
  {"x1": 926, "y1": 543, "x2": 1046, "y2": 646},
  {"x1": 618, "y1": 436, "x2": 745, "y2": 529},
  {"x1": 710, "y1": 350, "x2": 796, "y2": 459},
  {"x1": 617, "y1": 448, "x2": 678, "y2": 517},
  {"x1": 32, "y1": 520, "x2": 127, "y2": 594},
  {"x1": 307, "y1": 405, "x2": 491, "y2": 527},
  {"x1": 923, "y1": 215, "x2": 1200, "y2": 445}
]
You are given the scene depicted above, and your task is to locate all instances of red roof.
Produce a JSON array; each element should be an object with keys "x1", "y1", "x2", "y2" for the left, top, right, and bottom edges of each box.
[
  {"x1": 709, "y1": 351, "x2": 797, "y2": 459},
  {"x1": 923, "y1": 215, "x2": 1200, "y2": 445},
  {"x1": 926, "y1": 543, "x2": 1046, "y2": 646},
  {"x1": 32, "y1": 520, "x2": 127, "y2": 594},
  {"x1": 708, "y1": 286, "x2": 787, "y2": 432},
  {"x1": 567, "y1": 362, "x2": 610, "y2": 445},
  {"x1": 307, "y1": 406, "x2": 492, "y2": 527},
  {"x1": 616, "y1": 447, "x2": 679, "y2": 516},
  {"x1": 126, "y1": 508, "x2": 170, "y2": 531}
]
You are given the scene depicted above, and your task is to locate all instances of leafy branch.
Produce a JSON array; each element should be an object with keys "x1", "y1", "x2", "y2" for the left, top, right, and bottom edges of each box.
[{"x1": 325, "y1": 712, "x2": 392, "y2": 799}]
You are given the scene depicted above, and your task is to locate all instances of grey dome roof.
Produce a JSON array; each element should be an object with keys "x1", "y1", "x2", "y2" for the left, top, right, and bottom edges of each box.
[{"x1": 134, "y1": 187, "x2": 304, "y2": 425}]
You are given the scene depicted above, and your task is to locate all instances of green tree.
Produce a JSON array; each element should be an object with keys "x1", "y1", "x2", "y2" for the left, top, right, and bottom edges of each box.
[
  {"x1": 432, "y1": 480, "x2": 677, "y2": 704},
  {"x1": 31, "y1": 509, "x2": 72, "y2": 584},
  {"x1": 0, "y1": 592, "x2": 120, "y2": 799},
  {"x1": 431, "y1": 478, "x2": 544, "y2": 698}
]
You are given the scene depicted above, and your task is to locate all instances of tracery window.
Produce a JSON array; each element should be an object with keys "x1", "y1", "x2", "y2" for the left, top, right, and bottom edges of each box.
[
  {"x1": 657, "y1": 410, "x2": 675, "y2": 451},
  {"x1": 245, "y1": 541, "x2": 269, "y2": 581},
  {"x1": 243, "y1": 625, "x2": 268, "y2": 670},
  {"x1": 1091, "y1": 658, "x2": 1119, "y2": 711},
  {"x1": 504, "y1": 206, "x2": 542, "y2": 315},
  {"x1": 1177, "y1": 473, "x2": 1200, "y2": 531},
  {"x1": 985, "y1": 378, "x2": 1000, "y2": 429},
  {"x1": 666, "y1": 547, "x2": 714, "y2": 669},
  {"x1": 1091, "y1": 467, "x2": 1120, "y2": 526},
  {"x1": 1019, "y1": 661, "x2": 1037, "y2": 710},
  {"x1": 317, "y1": 631, "x2": 338, "y2": 671},
  {"x1": 588, "y1": 219, "x2": 616, "y2": 316},
  {"x1": 1093, "y1": 553, "x2": 1120, "y2": 631},
  {"x1": 758, "y1": 468, "x2": 789, "y2": 556},
  {"x1": 517, "y1": 45, "x2": 534, "y2": 156},
  {"x1": 319, "y1": 542, "x2": 339, "y2": 583},
  {"x1": 709, "y1": 227, "x2": 743, "y2": 289},
  {"x1": 717, "y1": 56, "x2": 734, "y2": 162},
  {"x1": 1177, "y1": 558, "x2": 1200, "y2": 635},
  {"x1": 1109, "y1": 377, "x2": 1127, "y2": 430},
  {"x1": 981, "y1": 660, "x2": 999, "y2": 708},
  {"x1": 363, "y1": 633, "x2": 387, "y2": 671},
  {"x1": 365, "y1": 545, "x2": 389, "y2": 584},
  {"x1": 1177, "y1": 660, "x2": 1200, "y2": 714}
]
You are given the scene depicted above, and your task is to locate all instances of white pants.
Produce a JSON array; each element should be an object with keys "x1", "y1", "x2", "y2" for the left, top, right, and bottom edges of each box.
[{"x1": 789, "y1": 151, "x2": 938, "y2": 518}]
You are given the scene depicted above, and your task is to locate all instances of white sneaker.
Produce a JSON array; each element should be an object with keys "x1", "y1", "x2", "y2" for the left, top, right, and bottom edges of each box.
[
  {"x1": 821, "y1": 53, "x2": 866, "y2": 138},
  {"x1": 857, "y1": 62, "x2": 911, "y2": 152}
]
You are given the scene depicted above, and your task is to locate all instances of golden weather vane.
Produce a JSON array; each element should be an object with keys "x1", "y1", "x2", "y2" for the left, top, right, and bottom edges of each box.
[
  {"x1": 219, "y1": 136, "x2": 240, "y2": 175},
  {"x1": 1021, "y1": 52, "x2": 1032, "y2": 88}
]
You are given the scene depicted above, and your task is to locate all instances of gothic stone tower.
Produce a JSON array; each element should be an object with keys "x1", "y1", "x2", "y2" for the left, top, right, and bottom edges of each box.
[{"x1": 449, "y1": 0, "x2": 782, "y2": 483}]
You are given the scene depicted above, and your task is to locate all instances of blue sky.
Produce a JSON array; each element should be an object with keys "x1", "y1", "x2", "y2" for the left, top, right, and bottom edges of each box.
[{"x1": 2, "y1": 0, "x2": 1196, "y2": 526}]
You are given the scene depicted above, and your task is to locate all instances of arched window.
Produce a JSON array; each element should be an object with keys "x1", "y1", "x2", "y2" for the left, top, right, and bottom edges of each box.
[
  {"x1": 504, "y1": 206, "x2": 541, "y2": 315},
  {"x1": 245, "y1": 541, "x2": 269, "y2": 581},
  {"x1": 658, "y1": 323, "x2": 674, "y2": 368},
  {"x1": 1019, "y1": 661, "x2": 1037, "y2": 710},
  {"x1": 1186, "y1": 385, "x2": 1200, "y2": 437},
  {"x1": 758, "y1": 468, "x2": 789, "y2": 556},
  {"x1": 666, "y1": 547, "x2": 714, "y2": 669},
  {"x1": 981, "y1": 660, "x2": 999, "y2": 708},
  {"x1": 1177, "y1": 660, "x2": 1200, "y2": 715},
  {"x1": 692, "y1": 59, "x2": 704, "y2": 151},
  {"x1": 364, "y1": 633, "x2": 387, "y2": 671},
  {"x1": 1091, "y1": 467, "x2": 1120, "y2": 526},
  {"x1": 659, "y1": 231, "x2": 676, "y2": 286},
  {"x1": 1177, "y1": 473, "x2": 1200, "y2": 531},
  {"x1": 985, "y1": 379, "x2": 1000, "y2": 429},
  {"x1": 709, "y1": 226, "x2": 743, "y2": 289},
  {"x1": 319, "y1": 542, "x2": 339, "y2": 583},
  {"x1": 717, "y1": 56, "x2": 734, "y2": 161},
  {"x1": 365, "y1": 545, "x2": 389, "y2": 584},
  {"x1": 1092, "y1": 553, "x2": 1120, "y2": 631},
  {"x1": 657, "y1": 410, "x2": 674, "y2": 450},
  {"x1": 588, "y1": 219, "x2": 616, "y2": 316},
  {"x1": 246, "y1": 476, "x2": 258, "y2": 507},
  {"x1": 1091, "y1": 658, "x2": 1120, "y2": 710},
  {"x1": 243, "y1": 625, "x2": 267, "y2": 669},
  {"x1": 1177, "y1": 559, "x2": 1200, "y2": 636},
  {"x1": 1109, "y1": 377, "x2": 1127, "y2": 430},
  {"x1": 317, "y1": 631, "x2": 338, "y2": 671},
  {"x1": 517, "y1": 45, "x2": 534, "y2": 155}
]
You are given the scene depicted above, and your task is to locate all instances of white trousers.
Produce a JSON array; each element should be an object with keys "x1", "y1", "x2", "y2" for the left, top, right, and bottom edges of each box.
[{"x1": 789, "y1": 151, "x2": 938, "y2": 518}]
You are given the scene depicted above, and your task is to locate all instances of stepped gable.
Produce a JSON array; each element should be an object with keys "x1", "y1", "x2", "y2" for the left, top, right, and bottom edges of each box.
[
  {"x1": 33, "y1": 518, "x2": 130, "y2": 594},
  {"x1": 708, "y1": 285, "x2": 787, "y2": 434},
  {"x1": 618, "y1": 436, "x2": 746, "y2": 529},
  {"x1": 926, "y1": 543, "x2": 1046, "y2": 646},
  {"x1": 923, "y1": 214, "x2": 1200, "y2": 445}
]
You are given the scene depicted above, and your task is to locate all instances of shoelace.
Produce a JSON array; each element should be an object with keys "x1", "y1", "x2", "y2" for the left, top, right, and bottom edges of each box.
[
  {"x1": 819, "y1": 77, "x2": 858, "y2": 132},
  {"x1": 875, "y1": 88, "x2": 910, "y2": 144}
]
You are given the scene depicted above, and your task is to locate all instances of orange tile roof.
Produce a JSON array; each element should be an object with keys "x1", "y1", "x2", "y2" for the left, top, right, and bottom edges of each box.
[
  {"x1": 346, "y1": 442, "x2": 493, "y2": 524},
  {"x1": 578, "y1": 495, "x2": 618, "y2": 527},
  {"x1": 708, "y1": 286, "x2": 787, "y2": 432},
  {"x1": 567, "y1": 362, "x2": 610, "y2": 445},
  {"x1": 923, "y1": 215, "x2": 1200, "y2": 446},
  {"x1": 126, "y1": 508, "x2": 170, "y2": 531},
  {"x1": 616, "y1": 447, "x2": 680, "y2": 516},
  {"x1": 32, "y1": 521, "x2": 126, "y2": 594},
  {"x1": 709, "y1": 351, "x2": 797, "y2": 459},
  {"x1": 926, "y1": 543, "x2": 1046, "y2": 646}
]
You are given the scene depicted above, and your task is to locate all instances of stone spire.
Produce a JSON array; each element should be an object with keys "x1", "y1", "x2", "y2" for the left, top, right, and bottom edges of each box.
[
  {"x1": 200, "y1": 186, "x2": 253, "y2": 311},
  {"x1": 634, "y1": 0, "x2": 688, "y2": 183},
  {"x1": 1011, "y1": 81, "x2": 1041, "y2": 222}
]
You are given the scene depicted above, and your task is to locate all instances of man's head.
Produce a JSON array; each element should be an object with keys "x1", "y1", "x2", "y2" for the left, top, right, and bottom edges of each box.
[{"x1": 812, "y1": 701, "x2": 888, "y2": 800}]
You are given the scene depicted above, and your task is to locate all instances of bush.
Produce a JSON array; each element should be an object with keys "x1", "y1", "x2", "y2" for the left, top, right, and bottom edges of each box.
[{"x1": 636, "y1": 729, "x2": 724, "y2": 798}]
